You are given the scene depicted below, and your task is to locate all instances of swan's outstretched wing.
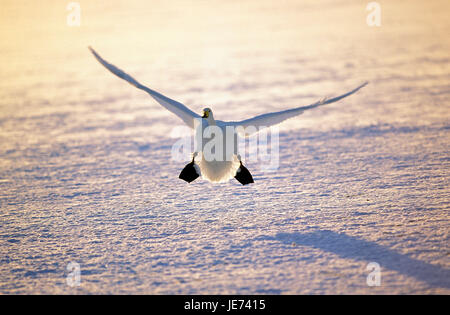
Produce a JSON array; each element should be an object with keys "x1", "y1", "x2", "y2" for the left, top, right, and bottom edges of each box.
[
  {"x1": 228, "y1": 82, "x2": 368, "y2": 136},
  {"x1": 89, "y1": 47, "x2": 200, "y2": 129}
]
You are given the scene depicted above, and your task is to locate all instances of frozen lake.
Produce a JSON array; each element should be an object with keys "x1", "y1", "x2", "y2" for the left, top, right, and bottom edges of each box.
[{"x1": 0, "y1": 0, "x2": 449, "y2": 294}]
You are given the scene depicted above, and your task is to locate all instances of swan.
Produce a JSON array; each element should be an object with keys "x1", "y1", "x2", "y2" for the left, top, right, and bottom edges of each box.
[{"x1": 89, "y1": 47, "x2": 367, "y2": 185}]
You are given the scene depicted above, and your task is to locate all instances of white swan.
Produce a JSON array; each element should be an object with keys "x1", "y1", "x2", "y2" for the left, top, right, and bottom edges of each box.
[{"x1": 89, "y1": 47, "x2": 367, "y2": 185}]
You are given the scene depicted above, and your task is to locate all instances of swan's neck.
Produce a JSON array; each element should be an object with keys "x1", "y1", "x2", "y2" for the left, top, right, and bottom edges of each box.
[{"x1": 206, "y1": 115, "x2": 216, "y2": 126}]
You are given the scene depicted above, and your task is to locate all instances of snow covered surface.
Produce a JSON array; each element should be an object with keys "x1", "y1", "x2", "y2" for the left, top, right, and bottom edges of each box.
[{"x1": 0, "y1": 0, "x2": 449, "y2": 294}]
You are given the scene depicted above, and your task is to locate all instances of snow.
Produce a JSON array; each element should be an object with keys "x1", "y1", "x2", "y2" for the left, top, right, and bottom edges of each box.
[{"x1": 0, "y1": 0, "x2": 449, "y2": 294}]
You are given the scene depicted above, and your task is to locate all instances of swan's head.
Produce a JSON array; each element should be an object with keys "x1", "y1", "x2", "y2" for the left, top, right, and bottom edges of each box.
[{"x1": 202, "y1": 108, "x2": 212, "y2": 119}]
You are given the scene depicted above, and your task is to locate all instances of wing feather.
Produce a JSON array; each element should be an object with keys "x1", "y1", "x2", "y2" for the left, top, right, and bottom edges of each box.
[
  {"x1": 89, "y1": 47, "x2": 200, "y2": 128},
  {"x1": 229, "y1": 82, "x2": 368, "y2": 136}
]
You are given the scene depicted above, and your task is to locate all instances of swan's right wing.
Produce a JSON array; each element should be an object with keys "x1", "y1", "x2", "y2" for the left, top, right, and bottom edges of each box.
[
  {"x1": 228, "y1": 82, "x2": 368, "y2": 136},
  {"x1": 89, "y1": 47, "x2": 200, "y2": 129}
]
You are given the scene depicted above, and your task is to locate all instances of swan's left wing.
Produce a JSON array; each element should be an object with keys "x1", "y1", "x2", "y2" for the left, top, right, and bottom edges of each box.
[
  {"x1": 89, "y1": 47, "x2": 200, "y2": 129},
  {"x1": 228, "y1": 82, "x2": 368, "y2": 136}
]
